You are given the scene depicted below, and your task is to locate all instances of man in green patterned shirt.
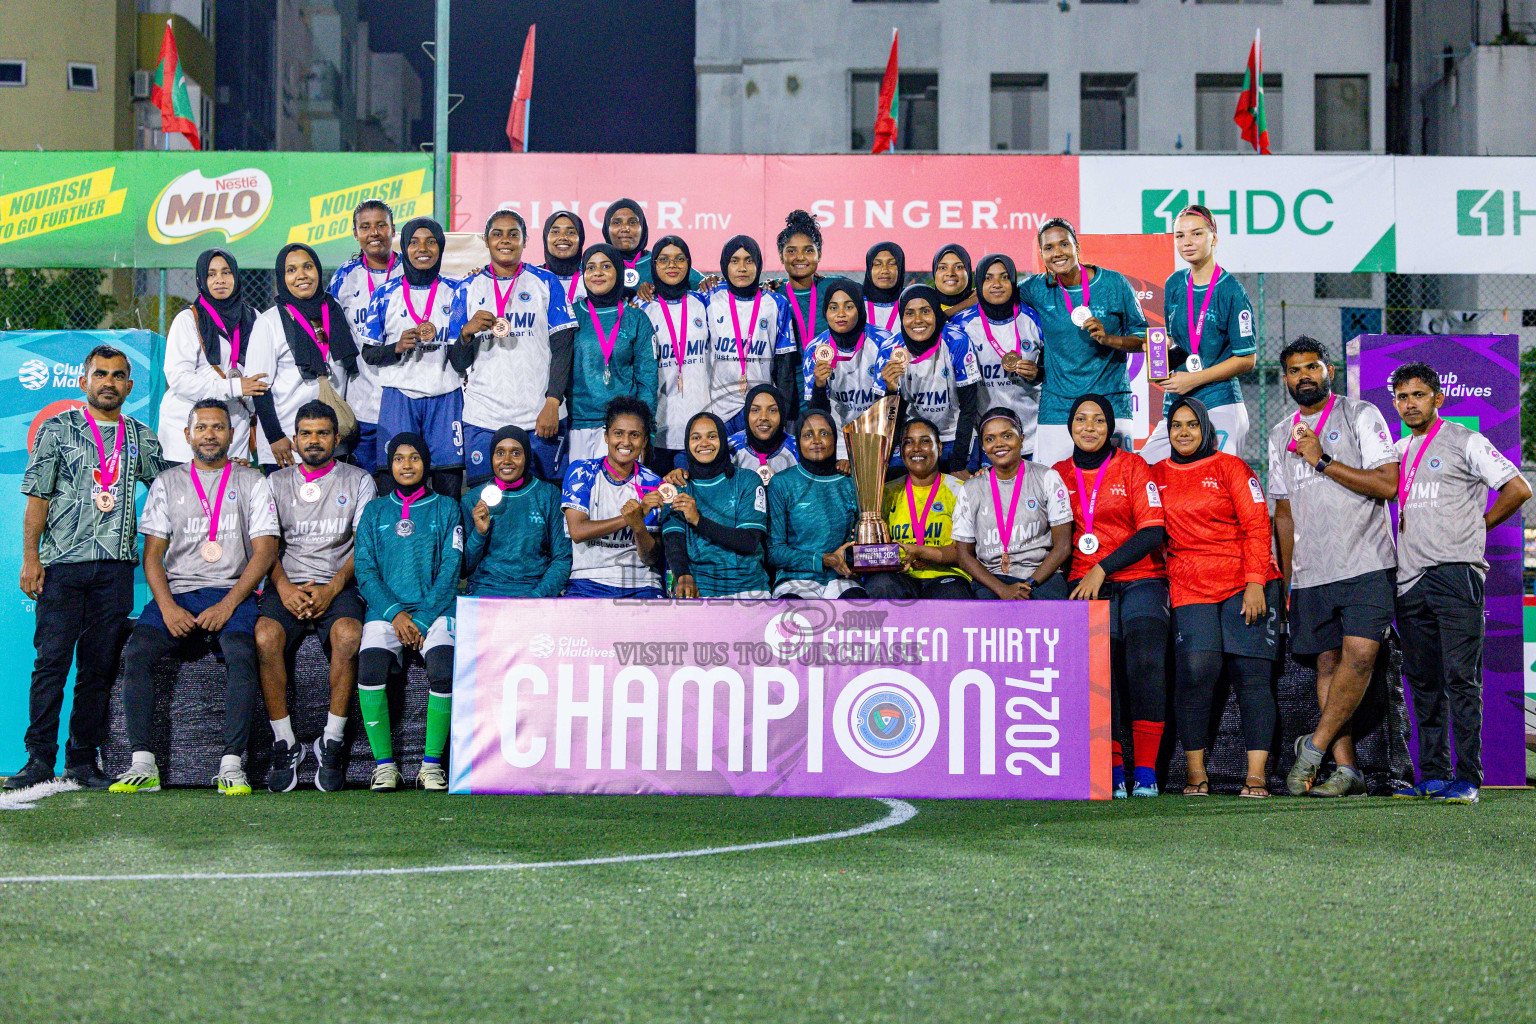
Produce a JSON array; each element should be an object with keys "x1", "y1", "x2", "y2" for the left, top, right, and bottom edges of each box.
[{"x1": 7, "y1": 346, "x2": 168, "y2": 791}]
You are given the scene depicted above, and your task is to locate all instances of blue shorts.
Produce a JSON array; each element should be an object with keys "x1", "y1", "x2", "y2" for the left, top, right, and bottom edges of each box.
[
  {"x1": 351, "y1": 421, "x2": 380, "y2": 474},
  {"x1": 378, "y1": 388, "x2": 464, "y2": 468},
  {"x1": 464, "y1": 419, "x2": 568, "y2": 485},
  {"x1": 136, "y1": 587, "x2": 260, "y2": 637},
  {"x1": 564, "y1": 579, "x2": 664, "y2": 599}
]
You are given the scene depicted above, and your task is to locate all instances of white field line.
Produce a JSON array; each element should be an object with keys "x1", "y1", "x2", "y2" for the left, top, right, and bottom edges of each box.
[
  {"x1": 0, "y1": 778, "x2": 80, "y2": 811},
  {"x1": 0, "y1": 797, "x2": 918, "y2": 884}
]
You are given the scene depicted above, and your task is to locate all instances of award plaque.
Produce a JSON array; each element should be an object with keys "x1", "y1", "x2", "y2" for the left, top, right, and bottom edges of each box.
[
  {"x1": 843, "y1": 395, "x2": 903, "y2": 573},
  {"x1": 1147, "y1": 327, "x2": 1170, "y2": 382}
]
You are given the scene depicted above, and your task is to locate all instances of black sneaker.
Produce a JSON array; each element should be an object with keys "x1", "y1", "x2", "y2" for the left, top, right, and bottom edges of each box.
[
  {"x1": 62, "y1": 761, "x2": 114, "y2": 790},
  {"x1": 267, "y1": 738, "x2": 305, "y2": 793},
  {"x1": 312, "y1": 737, "x2": 347, "y2": 792},
  {"x1": 3, "y1": 756, "x2": 55, "y2": 791}
]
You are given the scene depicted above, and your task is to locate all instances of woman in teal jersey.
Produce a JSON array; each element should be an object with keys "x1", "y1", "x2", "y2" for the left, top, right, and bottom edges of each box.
[
  {"x1": 567, "y1": 243, "x2": 658, "y2": 464},
  {"x1": 1140, "y1": 203, "x2": 1257, "y2": 463},
  {"x1": 1019, "y1": 217, "x2": 1148, "y2": 468},
  {"x1": 777, "y1": 209, "x2": 827, "y2": 349},
  {"x1": 462, "y1": 425, "x2": 571, "y2": 598},
  {"x1": 767, "y1": 410, "x2": 865, "y2": 599},
  {"x1": 662, "y1": 412, "x2": 771, "y2": 599}
]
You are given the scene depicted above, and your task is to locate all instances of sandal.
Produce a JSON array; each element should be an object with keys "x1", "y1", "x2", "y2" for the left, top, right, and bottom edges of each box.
[
  {"x1": 1183, "y1": 778, "x2": 1210, "y2": 796},
  {"x1": 1238, "y1": 774, "x2": 1270, "y2": 799}
]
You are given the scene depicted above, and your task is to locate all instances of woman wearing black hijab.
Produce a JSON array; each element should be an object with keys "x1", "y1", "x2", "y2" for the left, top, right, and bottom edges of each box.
[
  {"x1": 766, "y1": 410, "x2": 865, "y2": 600},
  {"x1": 727, "y1": 383, "x2": 799, "y2": 482},
  {"x1": 1154, "y1": 396, "x2": 1281, "y2": 797},
  {"x1": 1054, "y1": 393, "x2": 1169, "y2": 799},
  {"x1": 461, "y1": 424, "x2": 571, "y2": 598},
  {"x1": 361, "y1": 216, "x2": 464, "y2": 495},
  {"x1": 566, "y1": 243, "x2": 658, "y2": 463},
  {"x1": 889, "y1": 284, "x2": 981, "y2": 475},
  {"x1": 805, "y1": 278, "x2": 891, "y2": 462},
  {"x1": 158, "y1": 247, "x2": 269, "y2": 462},
  {"x1": 540, "y1": 209, "x2": 587, "y2": 305},
  {"x1": 246, "y1": 242, "x2": 359, "y2": 470},
  {"x1": 706, "y1": 234, "x2": 800, "y2": 431},
  {"x1": 932, "y1": 243, "x2": 977, "y2": 315},
  {"x1": 643, "y1": 235, "x2": 711, "y2": 473},
  {"x1": 862, "y1": 241, "x2": 906, "y2": 334},
  {"x1": 662, "y1": 411, "x2": 771, "y2": 599},
  {"x1": 950, "y1": 253, "x2": 1044, "y2": 466},
  {"x1": 602, "y1": 198, "x2": 650, "y2": 293}
]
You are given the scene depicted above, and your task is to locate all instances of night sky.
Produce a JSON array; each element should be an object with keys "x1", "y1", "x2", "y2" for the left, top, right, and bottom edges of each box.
[{"x1": 360, "y1": 0, "x2": 697, "y2": 153}]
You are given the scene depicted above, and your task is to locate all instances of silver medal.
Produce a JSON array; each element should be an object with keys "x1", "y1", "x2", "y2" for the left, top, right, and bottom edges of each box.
[
  {"x1": 395, "y1": 519, "x2": 415, "y2": 537},
  {"x1": 1184, "y1": 354, "x2": 1204, "y2": 373},
  {"x1": 1070, "y1": 307, "x2": 1093, "y2": 329},
  {"x1": 300, "y1": 481, "x2": 322, "y2": 503},
  {"x1": 1077, "y1": 533, "x2": 1100, "y2": 556},
  {"x1": 604, "y1": 368, "x2": 612, "y2": 387},
  {"x1": 480, "y1": 483, "x2": 503, "y2": 508}
]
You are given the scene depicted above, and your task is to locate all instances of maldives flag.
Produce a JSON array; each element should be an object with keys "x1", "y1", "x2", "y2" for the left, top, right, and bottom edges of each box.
[
  {"x1": 871, "y1": 28, "x2": 899, "y2": 154},
  {"x1": 151, "y1": 19, "x2": 200, "y2": 150},
  {"x1": 1232, "y1": 29, "x2": 1270, "y2": 155},
  {"x1": 505, "y1": 24, "x2": 536, "y2": 152}
]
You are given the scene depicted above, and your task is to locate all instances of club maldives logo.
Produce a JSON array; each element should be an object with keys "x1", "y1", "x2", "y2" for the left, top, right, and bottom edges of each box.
[
  {"x1": 148, "y1": 167, "x2": 274, "y2": 246},
  {"x1": 17, "y1": 359, "x2": 49, "y2": 390},
  {"x1": 1456, "y1": 189, "x2": 1533, "y2": 237},
  {"x1": 1142, "y1": 188, "x2": 1334, "y2": 236}
]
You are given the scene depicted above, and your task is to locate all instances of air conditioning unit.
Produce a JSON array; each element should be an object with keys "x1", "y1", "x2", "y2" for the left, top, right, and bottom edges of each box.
[{"x1": 132, "y1": 69, "x2": 152, "y2": 100}]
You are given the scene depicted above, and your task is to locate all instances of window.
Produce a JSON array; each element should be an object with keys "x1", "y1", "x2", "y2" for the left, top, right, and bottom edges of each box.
[
  {"x1": 850, "y1": 71, "x2": 939, "y2": 151},
  {"x1": 990, "y1": 74, "x2": 1048, "y2": 151},
  {"x1": 1080, "y1": 73, "x2": 1137, "y2": 150},
  {"x1": 1314, "y1": 273, "x2": 1372, "y2": 300},
  {"x1": 67, "y1": 63, "x2": 98, "y2": 91},
  {"x1": 0, "y1": 60, "x2": 27, "y2": 87},
  {"x1": 1315, "y1": 74, "x2": 1370, "y2": 151},
  {"x1": 1195, "y1": 73, "x2": 1282, "y2": 151}
]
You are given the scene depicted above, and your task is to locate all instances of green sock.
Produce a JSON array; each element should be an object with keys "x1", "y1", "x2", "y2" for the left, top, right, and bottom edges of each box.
[
  {"x1": 357, "y1": 685, "x2": 393, "y2": 763},
  {"x1": 423, "y1": 692, "x2": 452, "y2": 763}
]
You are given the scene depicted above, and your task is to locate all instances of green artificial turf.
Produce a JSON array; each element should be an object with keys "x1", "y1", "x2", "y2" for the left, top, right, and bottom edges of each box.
[{"x1": 1, "y1": 789, "x2": 1533, "y2": 1024}]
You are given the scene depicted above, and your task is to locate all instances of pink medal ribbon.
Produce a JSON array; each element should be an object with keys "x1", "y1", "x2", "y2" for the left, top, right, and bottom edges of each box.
[
  {"x1": 787, "y1": 282, "x2": 817, "y2": 348},
  {"x1": 660, "y1": 297, "x2": 689, "y2": 393},
  {"x1": 729, "y1": 291, "x2": 765, "y2": 384},
  {"x1": 1288, "y1": 393, "x2": 1337, "y2": 453},
  {"x1": 905, "y1": 476, "x2": 941, "y2": 547},
  {"x1": 867, "y1": 301, "x2": 900, "y2": 333},
  {"x1": 401, "y1": 280, "x2": 440, "y2": 333},
  {"x1": 1398, "y1": 418, "x2": 1444, "y2": 515},
  {"x1": 981, "y1": 304, "x2": 1025, "y2": 359},
  {"x1": 604, "y1": 458, "x2": 647, "y2": 505},
  {"x1": 587, "y1": 300, "x2": 624, "y2": 381},
  {"x1": 364, "y1": 254, "x2": 397, "y2": 296},
  {"x1": 190, "y1": 462, "x2": 234, "y2": 548},
  {"x1": 1073, "y1": 452, "x2": 1114, "y2": 546},
  {"x1": 299, "y1": 461, "x2": 335, "y2": 485},
  {"x1": 491, "y1": 265, "x2": 521, "y2": 320},
  {"x1": 1185, "y1": 264, "x2": 1221, "y2": 359},
  {"x1": 284, "y1": 303, "x2": 333, "y2": 361},
  {"x1": 198, "y1": 297, "x2": 242, "y2": 367},
  {"x1": 85, "y1": 408, "x2": 124, "y2": 495},
  {"x1": 399, "y1": 485, "x2": 425, "y2": 520},
  {"x1": 565, "y1": 274, "x2": 580, "y2": 305},
  {"x1": 989, "y1": 467, "x2": 1026, "y2": 573},
  {"x1": 1059, "y1": 270, "x2": 1090, "y2": 321},
  {"x1": 496, "y1": 474, "x2": 528, "y2": 492}
]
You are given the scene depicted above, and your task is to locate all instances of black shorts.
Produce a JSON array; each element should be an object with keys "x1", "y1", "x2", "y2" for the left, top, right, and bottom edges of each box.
[
  {"x1": 1103, "y1": 577, "x2": 1169, "y2": 640},
  {"x1": 1288, "y1": 569, "x2": 1395, "y2": 658},
  {"x1": 1173, "y1": 579, "x2": 1281, "y2": 660},
  {"x1": 257, "y1": 583, "x2": 365, "y2": 653}
]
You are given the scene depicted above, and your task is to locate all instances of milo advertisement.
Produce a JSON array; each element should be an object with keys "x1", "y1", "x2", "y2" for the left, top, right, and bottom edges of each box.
[{"x1": 0, "y1": 152, "x2": 432, "y2": 268}]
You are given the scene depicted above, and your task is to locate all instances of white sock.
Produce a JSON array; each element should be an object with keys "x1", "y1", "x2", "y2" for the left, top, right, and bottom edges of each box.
[
  {"x1": 219, "y1": 754, "x2": 243, "y2": 774},
  {"x1": 323, "y1": 713, "x2": 347, "y2": 744},
  {"x1": 271, "y1": 716, "x2": 296, "y2": 747},
  {"x1": 131, "y1": 751, "x2": 156, "y2": 771}
]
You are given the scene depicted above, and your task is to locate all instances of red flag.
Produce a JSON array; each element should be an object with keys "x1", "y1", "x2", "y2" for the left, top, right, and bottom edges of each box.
[
  {"x1": 1233, "y1": 29, "x2": 1270, "y2": 155},
  {"x1": 871, "y1": 28, "x2": 899, "y2": 154},
  {"x1": 151, "y1": 19, "x2": 200, "y2": 150},
  {"x1": 506, "y1": 24, "x2": 536, "y2": 152}
]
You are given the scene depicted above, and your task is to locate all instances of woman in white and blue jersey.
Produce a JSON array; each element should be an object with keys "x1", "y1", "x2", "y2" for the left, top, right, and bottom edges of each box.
[
  {"x1": 540, "y1": 210, "x2": 586, "y2": 307},
  {"x1": 862, "y1": 241, "x2": 905, "y2": 336},
  {"x1": 704, "y1": 235, "x2": 798, "y2": 434},
  {"x1": 328, "y1": 199, "x2": 401, "y2": 474},
  {"x1": 727, "y1": 384, "x2": 798, "y2": 483},
  {"x1": 949, "y1": 254, "x2": 1044, "y2": 465},
  {"x1": 802, "y1": 278, "x2": 898, "y2": 462},
  {"x1": 643, "y1": 235, "x2": 713, "y2": 473},
  {"x1": 889, "y1": 284, "x2": 981, "y2": 476}
]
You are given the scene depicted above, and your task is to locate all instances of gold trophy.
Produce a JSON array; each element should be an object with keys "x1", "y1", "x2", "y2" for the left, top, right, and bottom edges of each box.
[{"x1": 843, "y1": 394, "x2": 903, "y2": 573}]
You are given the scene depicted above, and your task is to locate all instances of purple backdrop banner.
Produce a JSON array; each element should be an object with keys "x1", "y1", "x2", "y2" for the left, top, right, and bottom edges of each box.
[
  {"x1": 450, "y1": 598, "x2": 1112, "y2": 799},
  {"x1": 1347, "y1": 333, "x2": 1524, "y2": 786}
]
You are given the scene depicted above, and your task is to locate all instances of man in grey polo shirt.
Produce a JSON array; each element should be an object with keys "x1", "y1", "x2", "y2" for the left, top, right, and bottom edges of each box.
[
  {"x1": 1268, "y1": 338, "x2": 1399, "y2": 798},
  {"x1": 256, "y1": 399, "x2": 376, "y2": 793},
  {"x1": 110, "y1": 399, "x2": 280, "y2": 796},
  {"x1": 1389, "y1": 362, "x2": 1529, "y2": 805}
]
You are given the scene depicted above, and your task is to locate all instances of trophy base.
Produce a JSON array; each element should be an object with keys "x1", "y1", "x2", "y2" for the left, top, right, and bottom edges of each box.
[{"x1": 850, "y1": 543, "x2": 904, "y2": 573}]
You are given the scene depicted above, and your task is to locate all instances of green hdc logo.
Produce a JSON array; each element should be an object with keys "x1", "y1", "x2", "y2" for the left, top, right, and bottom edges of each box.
[
  {"x1": 1141, "y1": 188, "x2": 1335, "y2": 236},
  {"x1": 1456, "y1": 190, "x2": 1534, "y2": 236}
]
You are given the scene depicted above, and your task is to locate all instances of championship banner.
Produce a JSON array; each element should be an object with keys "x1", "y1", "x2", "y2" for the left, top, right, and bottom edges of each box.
[
  {"x1": 449, "y1": 154, "x2": 1080, "y2": 274},
  {"x1": 450, "y1": 598, "x2": 1111, "y2": 799},
  {"x1": 0, "y1": 331, "x2": 159, "y2": 773},
  {"x1": 1078, "y1": 155, "x2": 1396, "y2": 274},
  {"x1": 1347, "y1": 333, "x2": 1525, "y2": 787},
  {"x1": 0, "y1": 152, "x2": 432, "y2": 268},
  {"x1": 1394, "y1": 157, "x2": 1536, "y2": 275}
]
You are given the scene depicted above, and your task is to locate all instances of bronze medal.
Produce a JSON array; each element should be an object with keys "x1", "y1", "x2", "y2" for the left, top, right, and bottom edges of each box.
[
  {"x1": 1001, "y1": 352, "x2": 1023, "y2": 374},
  {"x1": 417, "y1": 320, "x2": 437, "y2": 343},
  {"x1": 200, "y1": 541, "x2": 223, "y2": 563},
  {"x1": 491, "y1": 317, "x2": 512, "y2": 338},
  {"x1": 93, "y1": 489, "x2": 116, "y2": 513},
  {"x1": 757, "y1": 465, "x2": 774, "y2": 486},
  {"x1": 657, "y1": 483, "x2": 679, "y2": 505},
  {"x1": 299, "y1": 481, "x2": 322, "y2": 503}
]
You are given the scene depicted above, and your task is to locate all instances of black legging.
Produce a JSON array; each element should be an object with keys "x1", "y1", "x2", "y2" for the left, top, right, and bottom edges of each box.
[
  {"x1": 121, "y1": 625, "x2": 260, "y2": 757},
  {"x1": 1175, "y1": 649, "x2": 1276, "y2": 753},
  {"x1": 1110, "y1": 616, "x2": 1167, "y2": 738},
  {"x1": 358, "y1": 644, "x2": 454, "y2": 693}
]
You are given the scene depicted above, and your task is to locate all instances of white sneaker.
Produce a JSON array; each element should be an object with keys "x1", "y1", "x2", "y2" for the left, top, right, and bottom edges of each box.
[
  {"x1": 214, "y1": 766, "x2": 252, "y2": 796},
  {"x1": 416, "y1": 763, "x2": 447, "y2": 791},
  {"x1": 369, "y1": 762, "x2": 402, "y2": 792}
]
